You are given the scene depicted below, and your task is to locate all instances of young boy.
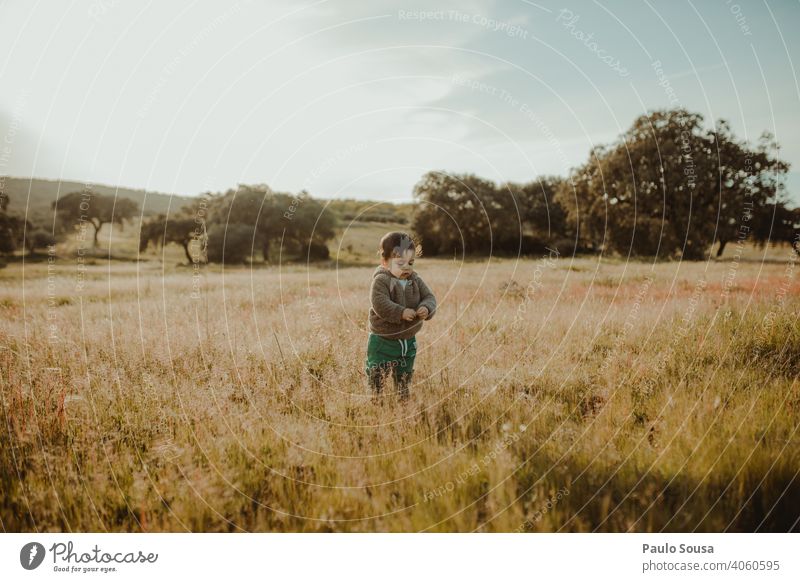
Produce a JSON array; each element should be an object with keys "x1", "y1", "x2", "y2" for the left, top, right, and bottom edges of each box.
[{"x1": 365, "y1": 232, "x2": 437, "y2": 400}]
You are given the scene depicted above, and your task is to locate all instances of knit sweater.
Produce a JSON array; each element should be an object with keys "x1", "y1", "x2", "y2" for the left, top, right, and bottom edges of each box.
[{"x1": 368, "y1": 266, "x2": 437, "y2": 340}]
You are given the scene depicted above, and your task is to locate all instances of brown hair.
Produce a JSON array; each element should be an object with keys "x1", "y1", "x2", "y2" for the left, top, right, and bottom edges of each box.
[{"x1": 378, "y1": 231, "x2": 419, "y2": 260}]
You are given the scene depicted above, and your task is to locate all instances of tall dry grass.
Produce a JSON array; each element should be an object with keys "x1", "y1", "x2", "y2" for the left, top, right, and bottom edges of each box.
[{"x1": 1, "y1": 248, "x2": 799, "y2": 531}]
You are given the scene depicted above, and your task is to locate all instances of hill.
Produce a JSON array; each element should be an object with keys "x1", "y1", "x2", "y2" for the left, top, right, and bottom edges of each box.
[
  {"x1": 323, "y1": 198, "x2": 414, "y2": 225},
  {"x1": 1, "y1": 177, "x2": 194, "y2": 224}
]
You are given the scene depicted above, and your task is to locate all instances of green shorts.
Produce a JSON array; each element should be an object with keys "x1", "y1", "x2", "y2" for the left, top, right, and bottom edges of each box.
[{"x1": 364, "y1": 333, "x2": 417, "y2": 393}]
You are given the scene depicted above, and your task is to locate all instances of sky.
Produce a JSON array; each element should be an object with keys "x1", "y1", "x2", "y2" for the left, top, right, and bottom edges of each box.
[{"x1": 1, "y1": 0, "x2": 799, "y2": 203}]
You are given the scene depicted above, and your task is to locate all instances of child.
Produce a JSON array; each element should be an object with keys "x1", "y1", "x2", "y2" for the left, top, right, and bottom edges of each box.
[{"x1": 365, "y1": 232, "x2": 437, "y2": 400}]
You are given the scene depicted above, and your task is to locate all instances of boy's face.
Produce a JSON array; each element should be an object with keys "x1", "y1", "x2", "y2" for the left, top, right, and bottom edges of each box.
[{"x1": 384, "y1": 249, "x2": 415, "y2": 279}]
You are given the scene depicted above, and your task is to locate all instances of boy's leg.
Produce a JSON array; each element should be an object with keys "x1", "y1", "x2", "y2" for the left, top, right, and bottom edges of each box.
[
  {"x1": 367, "y1": 363, "x2": 388, "y2": 395},
  {"x1": 393, "y1": 337, "x2": 417, "y2": 400},
  {"x1": 365, "y1": 334, "x2": 399, "y2": 397}
]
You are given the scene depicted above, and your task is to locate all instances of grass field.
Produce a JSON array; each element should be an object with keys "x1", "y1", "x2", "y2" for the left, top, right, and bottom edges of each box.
[{"x1": 1, "y1": 230, "x2": 799, "y2": 532}]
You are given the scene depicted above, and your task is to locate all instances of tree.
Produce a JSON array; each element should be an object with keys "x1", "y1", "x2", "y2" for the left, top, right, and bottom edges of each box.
[
  {"x1": 26, "y1": 229, "x2": 57, "y2": 253},
  {"x1": 279, "y1": 191, "x2": 337, "y2": 261},
  {"x1": 202, "y1": 185, "x2": 337, "y2": 263},
  {"x1": 0, "y1": 214, "x2": 23, "y2": 255},
  {"x1": 205, "y1": 223, "x2": 254, "y2": 264},
  {"x1": 52, "y1": 191, "x2": 139, "y2": 247},
  {"x1": 411, "y1": 171, "x2": 570, "y2": 256},
  {"x1": 554, "y1": 109, "x2": 790, "y2": 259},
  {"x1": 0, "y1": 194, "x2": 30, "y2": 255},
  {"x1": 139, "y1": 213, "x2": 204, "y2": 263},
  {"x1": 411, "y1": 171, "x2": 505, "y2": 256},
  {"x1": 138, "y1": 217, "x2": 165, "y2": 252},
  {"x1": 711, "y1": 128, "x2": 789, "y2": 257},
  {"x1": 205, "y1": 185, "x2": 279, "y2": 261},
  {"x1": 504, "y1": 176, "x2": 568, "y2": 249},
  {"x1": 752, "y1": 203, "x2": 800, "y2": 255}
]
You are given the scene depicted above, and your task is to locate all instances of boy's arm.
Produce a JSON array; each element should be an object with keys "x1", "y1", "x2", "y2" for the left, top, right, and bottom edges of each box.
[
  {"x1": 416, "y1": 276, "x2": 437, "y2": 320},
  {"x1": 370, "y1": 276, "x2": 406, "y2": 323}
]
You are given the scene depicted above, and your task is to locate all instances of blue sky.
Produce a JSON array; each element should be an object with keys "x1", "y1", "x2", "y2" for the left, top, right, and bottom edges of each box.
[{"x1": 1, "y1": 0, "x2": 798, "y2": 203}]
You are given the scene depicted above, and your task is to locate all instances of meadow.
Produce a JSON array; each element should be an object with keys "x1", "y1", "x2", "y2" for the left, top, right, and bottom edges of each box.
[{"x1": 1, "y1": 225, "x2": 799, "y2": 532}]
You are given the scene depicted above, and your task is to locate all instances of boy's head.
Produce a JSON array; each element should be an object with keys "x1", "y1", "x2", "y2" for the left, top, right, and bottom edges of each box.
[{"x1": 378, "y1": 231, "x2": 419, "y2": 279}]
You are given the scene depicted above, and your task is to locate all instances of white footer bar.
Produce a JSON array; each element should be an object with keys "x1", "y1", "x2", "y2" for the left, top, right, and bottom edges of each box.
[{"x1": 1, "y1": 533, "x2": 796, "y2": 581}]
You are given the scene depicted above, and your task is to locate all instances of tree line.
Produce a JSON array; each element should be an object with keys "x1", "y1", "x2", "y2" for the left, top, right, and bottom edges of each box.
[
  {"x1": 2, "y1": 107, "x2": 798, "y2": 263},
  {"x1": 139, "y1": 185, "x2": 336, "y2": 263},
  {"x1": 411, "y1": 108, "x2": 799, "y2": 259},
  {"x1": 2, "y1": 184, "x2": 337, "y2": 265}
]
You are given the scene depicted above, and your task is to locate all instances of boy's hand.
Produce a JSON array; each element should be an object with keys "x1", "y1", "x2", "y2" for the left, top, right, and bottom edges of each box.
[
  {"x1": 402, "y1": 308, "x2": 417, "y2": 321},
  {"x1": 415, "y1": 306, "x2": 429, "y2": 320}
]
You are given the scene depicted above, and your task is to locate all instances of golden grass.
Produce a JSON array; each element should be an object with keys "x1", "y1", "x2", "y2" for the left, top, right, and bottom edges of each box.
[{"x1": 1, "y1": 244, "x2": 799, "y2": 532}]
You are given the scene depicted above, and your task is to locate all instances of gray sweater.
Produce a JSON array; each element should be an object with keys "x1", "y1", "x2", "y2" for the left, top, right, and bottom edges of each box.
[{"x1": 368, "y1": 266, "x2": 437, "y2": 340}]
